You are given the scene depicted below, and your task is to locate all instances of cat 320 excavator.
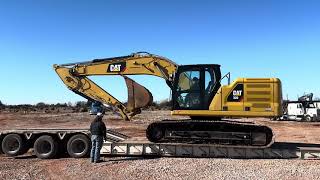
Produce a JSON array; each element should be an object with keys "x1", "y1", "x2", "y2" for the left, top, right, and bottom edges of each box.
[{"x1": 54, "y1": 52, "x2": 282, "y2": 148}]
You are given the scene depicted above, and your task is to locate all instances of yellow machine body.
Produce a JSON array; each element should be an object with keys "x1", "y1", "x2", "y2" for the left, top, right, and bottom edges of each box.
[{"x1": 172, "y1": 78, "x2": 282, "y2": 118}]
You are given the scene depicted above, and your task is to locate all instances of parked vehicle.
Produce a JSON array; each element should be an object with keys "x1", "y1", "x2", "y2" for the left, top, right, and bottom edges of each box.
[
  {"x1": 89, "y1": 101, "x2": 103, "y2": 115},
  {"x1": 278, "y1": 93, "x2": 320, "y2": 121}
]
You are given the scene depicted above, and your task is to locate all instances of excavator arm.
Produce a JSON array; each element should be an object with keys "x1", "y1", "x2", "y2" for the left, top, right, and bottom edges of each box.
[{"x1": 53, "y1": 52, "x2": 178, "y2": 120}]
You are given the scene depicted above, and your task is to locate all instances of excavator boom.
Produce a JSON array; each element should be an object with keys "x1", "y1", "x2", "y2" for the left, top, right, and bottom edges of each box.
[{"x1": 54, "y1": 52, "x2": 177, "y2": 120}]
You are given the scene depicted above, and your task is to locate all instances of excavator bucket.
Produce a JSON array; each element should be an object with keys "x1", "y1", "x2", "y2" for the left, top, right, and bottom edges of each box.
[{"x1": 123, "y1": 76, "x2": 153, "y2": 112}]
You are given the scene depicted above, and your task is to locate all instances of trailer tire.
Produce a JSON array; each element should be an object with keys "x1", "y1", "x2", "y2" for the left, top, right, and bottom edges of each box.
[
  {"x1": 0, "y1": 137, "x2": 4, "y2": 154},
  {"x1": 2, "y1": 134, "x2": 28, "y2": 156},
  {"x1": 34, "y1": 135, "x2": 58, "y2": 159},
  {"x1": 67, "y1": 134, "x2": 90, "y2": 158}
]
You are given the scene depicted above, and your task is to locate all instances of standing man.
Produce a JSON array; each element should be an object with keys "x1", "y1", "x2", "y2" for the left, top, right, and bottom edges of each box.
[{"x1": 90, "y1": 112, "x2": 107, "y2": 163}]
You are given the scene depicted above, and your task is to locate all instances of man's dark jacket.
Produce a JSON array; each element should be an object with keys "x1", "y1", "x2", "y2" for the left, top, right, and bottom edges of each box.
[{"x1": 90, "y1": 116, "x2": 107, "y2": 139}]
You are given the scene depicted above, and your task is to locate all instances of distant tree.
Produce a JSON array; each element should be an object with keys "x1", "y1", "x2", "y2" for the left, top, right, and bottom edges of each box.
[
  {"x1": 144, "y1": 99, "x2": 171, "y2": 110},
  {"x1": 75, "y1": 101, "x2": 88, "y2": 112},
  {"x1": 55, "y1": 103, "x2": 68, "y2": 108},
  {"x1": 36, "y1": 102, "x2": 46, "y2": 108},
  {"x1": 67, "y1": 102, "x2": 73, "y2": 107},
  {"x1": 86, "y1": 100, "x2": 93, "y2": 107},
  {"x1": 75, "y1": 101, "x2": 87, "y2": 108},
  {"x1": 0, "y1": 100, "x2": 4, "y2": 109},
  {"x1": 158, "y1": 99, "x2": 172, "y2": 109}
]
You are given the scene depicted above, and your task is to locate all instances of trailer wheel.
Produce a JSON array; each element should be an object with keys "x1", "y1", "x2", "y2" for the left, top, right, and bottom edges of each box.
[
  {"x1": 67, "y1": 134, "x2": 90, "y2": 158},
  {"x1": 1, "y1": 134, "x2": 28, "y2": 156},
  {"x1": 0, "y1": 141, "x2": 3, "y2": 154},
  {"x1": 0, "y1": 136, "x2": 4, "y2": 154},
  {"x1": 34, "y1": 135, "x2": 58, "y2": 159}
]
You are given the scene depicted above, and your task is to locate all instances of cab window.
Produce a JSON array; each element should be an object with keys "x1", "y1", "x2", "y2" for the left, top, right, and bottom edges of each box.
[{"x1": 176, "y1": 71, "x2": 201, "y2": 109}]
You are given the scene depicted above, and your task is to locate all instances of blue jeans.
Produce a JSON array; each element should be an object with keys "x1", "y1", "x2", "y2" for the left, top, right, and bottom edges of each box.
[{"x1": 90, "y1": 135, "x2": 103, "y2": 163}]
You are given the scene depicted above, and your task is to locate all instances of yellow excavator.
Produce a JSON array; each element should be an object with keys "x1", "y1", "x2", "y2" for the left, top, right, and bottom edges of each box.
[{"x1": 54, "y1": 52, "x2": 282, "y2": 147}]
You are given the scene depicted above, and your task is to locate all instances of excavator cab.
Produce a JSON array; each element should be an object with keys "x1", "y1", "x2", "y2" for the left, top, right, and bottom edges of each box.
[{"x1": 172, "y1": 64, "x2": 221, "y2": 110}]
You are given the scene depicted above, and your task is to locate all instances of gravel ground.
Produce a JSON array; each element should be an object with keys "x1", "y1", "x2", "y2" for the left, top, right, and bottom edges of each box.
[{"x1": 0, "y1": 156, "x2": 320, "y2": 180}]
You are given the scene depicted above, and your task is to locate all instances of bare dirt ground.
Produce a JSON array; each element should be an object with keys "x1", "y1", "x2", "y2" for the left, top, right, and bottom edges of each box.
[{"x1": 0, "y1": 111, "x2": 320, "y2": 180}]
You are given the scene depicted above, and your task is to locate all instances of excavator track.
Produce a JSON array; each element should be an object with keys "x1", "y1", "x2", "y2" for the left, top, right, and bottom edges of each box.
[{"x1": 146, "y1": 120, "x2": 274, "y2": 148}]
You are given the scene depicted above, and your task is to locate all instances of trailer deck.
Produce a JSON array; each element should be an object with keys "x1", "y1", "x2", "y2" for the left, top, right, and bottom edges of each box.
[{"x1": 101, "y1": 141, "x2": 320, "y2": 160}]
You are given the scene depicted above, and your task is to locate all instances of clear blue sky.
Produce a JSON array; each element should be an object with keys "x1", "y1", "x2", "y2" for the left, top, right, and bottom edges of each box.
[{"x1": 0, "y1": 0, "x2": 319, "y2": 105}]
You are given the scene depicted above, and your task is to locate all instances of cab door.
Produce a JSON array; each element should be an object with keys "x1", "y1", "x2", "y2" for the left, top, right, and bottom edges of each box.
[{"x1": 172, "y1": 65, "x2": 221, "y2": 110}]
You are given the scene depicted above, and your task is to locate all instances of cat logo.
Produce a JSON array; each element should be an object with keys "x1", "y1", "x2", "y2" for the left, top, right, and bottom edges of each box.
[
  {"x1": 232, "y1": 90, "x2": 243, "y2": 100},
  {"x1": 227, "y1": 84, "x2": 244, "y2": 102},
  {"x1": 110, "y1": 64, "x2": 122, "y2": 72},
  {"x1": 107, "y1": 62, "x2": 126, "y2": 72}
]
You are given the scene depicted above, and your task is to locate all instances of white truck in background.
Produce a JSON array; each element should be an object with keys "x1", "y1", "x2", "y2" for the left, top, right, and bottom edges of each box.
[
  {"x1": 279, "y1": 93, "x2": 320, "y2": 122},
  {"x1": 283, "y1": 102, "x2": 320, "y2": 121}
]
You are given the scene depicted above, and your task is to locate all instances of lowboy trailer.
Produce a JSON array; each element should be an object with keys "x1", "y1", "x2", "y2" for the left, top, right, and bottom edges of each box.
[{"x1": 0, "y1": 128, "x2": 319, "y2": 160}]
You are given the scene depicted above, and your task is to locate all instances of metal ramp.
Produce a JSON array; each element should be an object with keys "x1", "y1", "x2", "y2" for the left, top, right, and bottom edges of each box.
[
  {"x1": 298, "y1": 147, "x2": 320, "y2": 159},
  {"x1": 106, "y1": 129, "x2": 128, "y2": 142},
  {"x1": 101, "y1": 142, "x2": 320, "y2": 159}
]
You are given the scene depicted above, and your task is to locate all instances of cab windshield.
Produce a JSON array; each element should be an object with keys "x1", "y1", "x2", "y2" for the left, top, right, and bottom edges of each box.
[{"x1": 173, "y1": 65, "x2": 220, "y2": 110}]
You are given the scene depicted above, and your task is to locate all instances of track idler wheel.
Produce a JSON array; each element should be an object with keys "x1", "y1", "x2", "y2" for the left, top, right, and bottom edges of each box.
[{"x1": 146, "y1": 123, "x2": 164, "y2": 142}]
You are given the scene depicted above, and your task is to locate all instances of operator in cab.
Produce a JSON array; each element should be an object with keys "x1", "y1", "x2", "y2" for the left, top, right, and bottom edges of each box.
[
  {"x1": 90, "y1": 112, "x2": 107, "y2": 163},
  {"x1": 185, "y1": 77, "x2": 201, "y2": 108}
]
